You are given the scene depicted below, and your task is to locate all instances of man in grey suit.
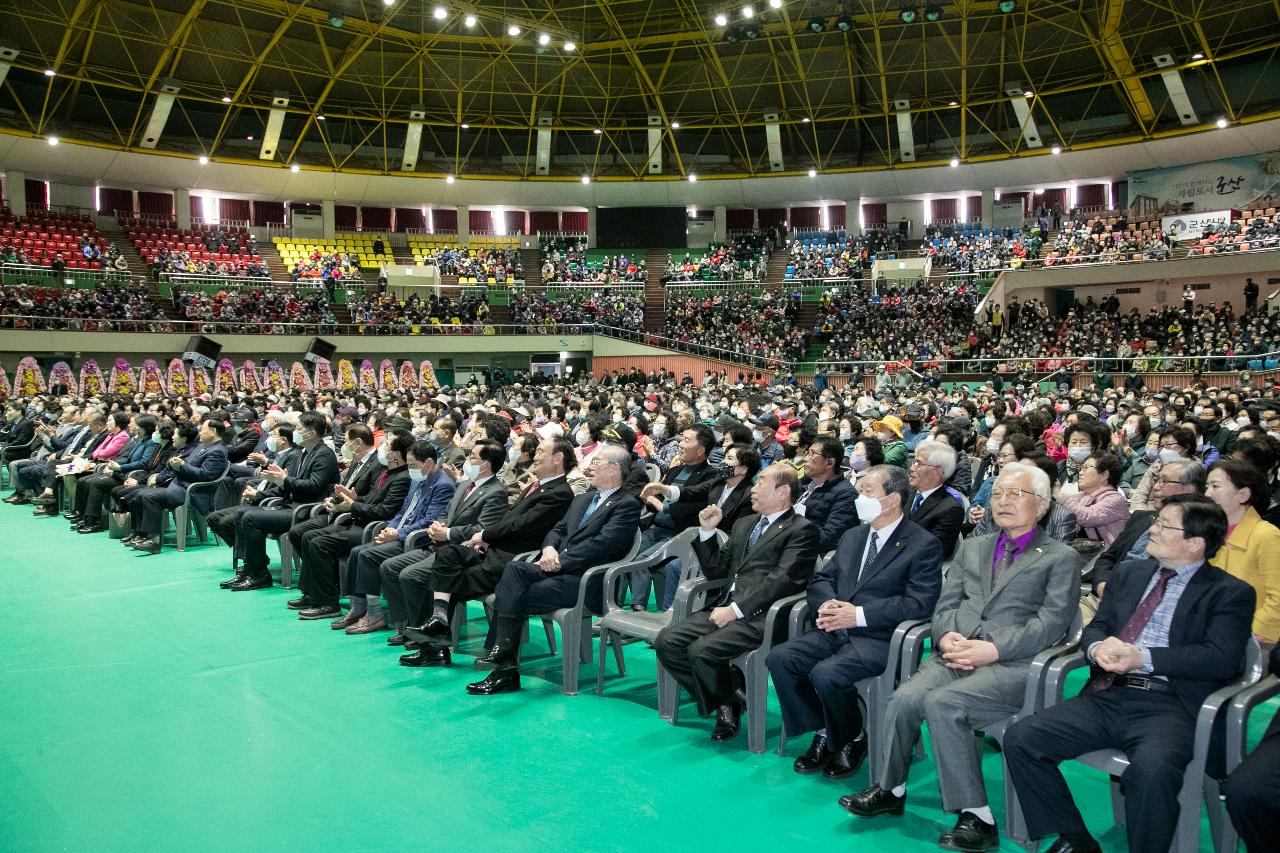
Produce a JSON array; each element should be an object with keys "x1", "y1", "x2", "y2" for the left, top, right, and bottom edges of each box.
[
  {"x1": 379, "y1": 439, "x2": 510, "y2": 642},
  {"x1": 843, "y1": 462, "x2": 1081, "y2": 853}
]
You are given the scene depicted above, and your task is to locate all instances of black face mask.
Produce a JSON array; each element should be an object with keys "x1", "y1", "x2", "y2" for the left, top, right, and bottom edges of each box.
[
  {"x1": 716, "y1": 463, "x2": 739, "y2": 479},
  {"x1": 782, "y1": 444, "x2": 799, "y2": 460}
]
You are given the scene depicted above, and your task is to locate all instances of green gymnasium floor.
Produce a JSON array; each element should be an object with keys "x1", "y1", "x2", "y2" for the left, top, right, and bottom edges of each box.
[{"x1": 0, "y1": 502, "x2": 1264, "y2": 853}]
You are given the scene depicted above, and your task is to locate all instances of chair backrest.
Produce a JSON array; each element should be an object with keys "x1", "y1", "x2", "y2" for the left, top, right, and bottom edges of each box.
[{"x1": 645, "y1": 463, "x2": 661, "y2": 483}]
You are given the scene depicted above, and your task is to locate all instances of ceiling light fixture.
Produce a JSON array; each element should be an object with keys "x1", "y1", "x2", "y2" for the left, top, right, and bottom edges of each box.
[
  {"x1": 949, "y1": 157, "x2": 959, "y2": 167},
  {"x1": 245, "y1": 135, "x2": 254, "y2": 141},
  {"x1": 463, "y1": 13, "x2": 476, "y2": 27},
  {"x1": 507, "y1": 24, "x2": 520, "y2": 36},
  {"x1": 801, "y1": 117, "x2": 811, "y2": 123},
  {"x1": 460, "y1": 123, "x2": 469, "y2": 129},
  {"x1": 581, "y1": 175, "x2": 591, "y2": 184},
  {"x1": 998, "y1": 0, "x2": 1017, "y2": 12},
  {"x1": 899, "y1": 6, "x2": 917, "y2": 24},
  {"x1": 1024, "y1": 90, "x2": 1034, "y2": 97},
  {"x1": 1051, "y1": 145, "x2": 1061, "y2": 155},
  {"x1": 316, "y1": 114, "x2": 325, "y2": 121},
  {"x1": 432, "y1": 6, "x2": 447, "y2": 19},
  {"x1": 808, "y1": 17, "x2": 825, "y2": 32},
  {"x1": 198, "y1": 155, "x2": 209, "y2": 165},
  {"x1": 563, "y1": 41, "x2": 576, "y2": 51},
  {"x1": 924, "y1": 4, "x2": 943, "y2": 21},
  {"x1": 538, "y1": 33, "x2": 550, "y2": 45},
  {"x1": 671, "y1": 121, "x2": 680, "y2": 129},
  {"x1": 769, "y1": 0, "x2": 783, "y2": 8},
  {"x1": 835, "y1": 13, "x2": 854, "y2": 31},
  {"x1": 742, "y1": 5, "x2": 754, "y2": 17},
  {"x1": 593, "y1": 128, "x2": 602, "y2": 134},
  {"x1": 714, "y1": 12, "x2": 728, "y2": 26},
  {"x1": 290, "y1": 164, "x2": 300, "y2": 173},
  {"x1": 445, "y1": 174, "x2": 455, "y2": 184},
  {"x1": 1191, "y1": 52, "x2": 1204, "y2": 60},
  {"x1": 43, "y1": 68, "x2": 56, "y2": 77},
  {"x1": 948, "y1": 100, "x2": 958, "y2": 106},
  {"x1": 46, "y1": 136, "x2": 58, "y2": 146},
  {"x1": 688, "y1": 174, "x2": 697, "y2": 182},
  {"x1": 221, "y1": 96, "x2": 232, "y2": 103},
  {"x1": 808, "y1": 168, "x2": 817, "y2": 177},
  {"x1": 1216, "y1": 116, "x2": 1229, "y2": 128}
]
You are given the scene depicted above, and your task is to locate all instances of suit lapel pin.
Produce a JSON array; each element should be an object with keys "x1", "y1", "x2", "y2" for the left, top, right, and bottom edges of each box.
[{"x1": 1035, "y1": 548, "x2": 1043, "y2": 554}]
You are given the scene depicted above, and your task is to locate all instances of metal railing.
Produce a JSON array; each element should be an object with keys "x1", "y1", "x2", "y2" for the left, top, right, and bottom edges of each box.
[
  {"x1": 803, "y1": 352, "x2": 1279, "y2": 377},
  {"x1": 1, "y1": 262, "x2": 132, "y2": 287}
]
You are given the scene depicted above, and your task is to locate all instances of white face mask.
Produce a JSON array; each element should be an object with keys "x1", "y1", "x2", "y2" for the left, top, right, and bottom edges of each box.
[
  {"x1": 854, "y1": 493, "x2": 885, "y2": 523},
  {"x1": 507, "y1": 445, "x2": 520, "y2": 464},
  {"x1": 266, "y1": 435, "x2": 278, "y2": 452},
  {"x1": 849, "y1": 454, "x2": 868, "y2": 472},
  {"x1": 377, "y1": 446, "x2": 388, "y2": 466},
  {"x1": 984, "y1": 415, "x2": 996, "y2": 428},
  {"x1": 1067, "y1": 447, "x2": 1091, "y2": 464},
  {"x1": 839, "y1": 427, "x2": 853, "y2": 441},
  {"x1": 651, "y1": 424, "x2": 667, "y2": 441},
  {"x1": 341, "y1": 443, "x2": 355, "y2": 462},
  {"x1": 1237, "y1": 416, "x2": 1251, "y2": 427},
  {"x1": 986, "y1": 437, "x2": 1001, "y2": 456},
  {"x1": 752, "y1": 429, "x2": 764, "y2": 444},
  {"x1": 1159, "y1": 448, "x2": 1182, "y2": 464},
  {"x1": 407, "y1": 467, "x2": 426, "y2": 482},
  {"x1": 1123, "y1": 423, "x2": 1138, "y2": 438},
  {"x1": 462, "y1": 461, "x2": 482, "y2": 480},
  {"x1": 575, "y1": 427, "x2": 590, "y2": 445}
]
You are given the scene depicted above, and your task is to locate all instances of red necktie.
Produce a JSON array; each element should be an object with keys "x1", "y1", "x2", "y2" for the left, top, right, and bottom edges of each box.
[
  {"x1": 1089, "y1": 567, "x2": 1177, "y2": 693},
  {"x1": 523, "y1": 480, "x2": 539, "y2": 499},
  {"x1": 375, "y1": 472, "x2": 387, "y2": 490},
  {"x1": 463, "y1": 482, "x2": 475, "y2": 501}
]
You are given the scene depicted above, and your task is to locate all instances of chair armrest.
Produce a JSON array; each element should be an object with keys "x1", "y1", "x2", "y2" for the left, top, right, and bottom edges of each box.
[
  {"x1": 1194, "y1": 678, "x2": 1261, "y2": 782},
  {"x1": 601, "y1": 552, "x2": 665, "y2": 617},
  {"x1": 260, "y1": 497, "x2": 284, "y2": 508},
  {"x1": 759, "y1": 593, "x2": 806, "y2": 656},
  {"x1": 789, "y1": 600, "x2": 813, "y2": 638},
  {"x1": 1226, "y1": 675, "x2": 1280, "y2": 772},
  {"x1": 1043, "y1": 650, "x2": 1088, "y2": 708},
  {"x1": 290, "y1": 502, "x2": 320, "y2": 524},
  {"x1": 512, "y1": 549, "x2": 539, "y2": 562},
  {"x1": 884, "y1": 619, "x2": 931, "y2": 683},
  {"x1": 573, "y1": 551, "x2": 642, "y2": 613},
  {"x1": 310, "y1": 503, "x2": 328, "y2": 519},
  {"x1": 333, "y1": 512, "x2": 352, "y2": 526},
  {"x1": 362, "y1": 521, "x2": 387, "y2": 543},
  {"x1": 670, "y1": 576, "x2": 731, "y2": 623},
  {"x1": 898, "y1": 621, "x2": 933, "y2": 680},
  {"x1": 1021, "y1": 640, "x2": 1081, "y2": 715},
  {"x1": 404, "y1": 529, "x2": 430, "y2": 551},
  {"x1": 182, "y1": 476, "x2": 224, "y2": 507}
]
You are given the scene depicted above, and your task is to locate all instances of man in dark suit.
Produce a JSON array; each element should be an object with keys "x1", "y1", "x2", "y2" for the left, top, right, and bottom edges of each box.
[
  {"x1": 380, "y1": 439, "x2": 510, "y2": 642},
  {"x1": 768, "y1": 464, "x2": 944, "y2": 779},
  {"x1": 291, "y1": 432, "x2": 412, "y2": 620},
  {"x1": 1224, "y1": 643, "x2": 1280, "y2": 853},
  {"x1": 6, "y1": 405, "x2": 82, "y2": 504},
  {"x1": 130, "y1": 419, "x2": 228, "y2": 554},
  {"x1": 631, "y1": 424, "x2": 722, "y2": 609},
  {"x1": 795, "y1": 434, "x2": 858, "y2": 554},
  {"x1": 0, "y1": 402, "x2": 35, "y2": 455},
  {"x1": 282, "y1": 423, "x2": 383, "y2": 564},
  {"x1": 219, "y1": 412, "x2": 339, "y2": 590},
  {"x1": 652, "y1": 443, "x2": 760, "y2": 612},
  {"x1": 655, "y1": 463, "x2": 820, "y2": 741},
  {"x1": 466, "y1": 444, "x2": 641, "y2": 695},
  {"x1": 843, "y1": 463, "x2": 1081, "y2": 853},
  {"x1": 1081, "y1": 459, "x2": 1204, "y2": 620},
  {"x1": 906, "y1": 438, "x2": 965, "y2": 560},
  {"x1": 1004, "y1": 494, "x2": 1256, "y2": 853},
  {"x1": 400, "y1": 436, "x2": 577, "y2": 665},
  {"x1": 333, "y1": 441, "x2": 455, "y2": 634},
  {"x1": 30, "y1": 412, "x2": 110, "y2": 517}
]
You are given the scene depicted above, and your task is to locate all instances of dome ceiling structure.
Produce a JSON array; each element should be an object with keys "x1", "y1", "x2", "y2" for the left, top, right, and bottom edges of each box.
[{"x1": 0, "y1": 0, "x2": 1277, "y2": 180}]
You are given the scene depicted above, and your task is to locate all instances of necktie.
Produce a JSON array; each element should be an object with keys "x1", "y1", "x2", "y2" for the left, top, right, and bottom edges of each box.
[
  {"x1": 746, "y1": 516, "x2": 770, "y2": 553},
  {"x1": 911, "y1": 492, "x2": 924, "y2": 515},
  {"x1": 522, "y1": 480, "x2": 539, "y2": 499},
  {"x1": 375, "y1": 472, "x2": 387, "y2": 490},
  {"x1": 581, "y1": 493, "x2": 601, "y2": 522},
  {"x1": 1089, "y1": 568, "x2": 1177, "y2": 693},
  {"x1": 858, "y1": 531, "x2": 879, "y2": 585},
  {"x1": 990, "y1": 538, "x2": 1015, "y2": 592},
  {"x1": 401, "y1": 485, "x2": 422, "y2": 522},
  {"x1": 462, "y1": 482, "x2": 475, "y2": 502}
]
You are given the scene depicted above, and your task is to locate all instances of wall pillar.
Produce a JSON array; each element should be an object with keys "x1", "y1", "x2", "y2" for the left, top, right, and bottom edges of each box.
[
  {"x1": 457, "y1": 204, "x2": 470, "y2": 243},
  {"x1": 321, "y1": 199, "x2": 335, "y2": 240},
  {"x1": 174, "y1": 188, "x2": 191, "y2": 229},
  {"x1": 586, "y1": 206, "x2": 597, "y2": 248},
  {"x1": 713, "y1": 205, "x2": 727, "y2": 242},
  {"x1": 981, "y1": 188, "x2": 995, "y2": 229},
  {"x1": 6, "y1": 171, "x2": 26, "y2": 218}
]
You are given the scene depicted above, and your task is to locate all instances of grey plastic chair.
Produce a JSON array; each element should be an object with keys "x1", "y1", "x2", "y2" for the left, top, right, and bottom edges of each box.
[
  {"x1": 163, "y1": 462, "x2": 229, "y2": 551},
  {"x1": 0, "y1": 436, "x2": 37, "y2": 487},
  {"x1": 778, "y1": 592, "x2": 931, "y2": 783},
  {"x1": 1212, "y1": 670, "x2": 1280, "y2": 852},
  {"x1": 645, "y1": 463, "x2": 661, "y2": 484},
  {"x1": 1041, "y1": 637, "x2": 1263, "y2": 853},
  {"x1": 594, "y1": 527, "x2": 728, "y2": 708}
]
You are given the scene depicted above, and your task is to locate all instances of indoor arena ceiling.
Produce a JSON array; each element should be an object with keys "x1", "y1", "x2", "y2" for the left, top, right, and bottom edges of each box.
[{"x1": 0, "y1": 0, "x2": 1278, "y2": 180}]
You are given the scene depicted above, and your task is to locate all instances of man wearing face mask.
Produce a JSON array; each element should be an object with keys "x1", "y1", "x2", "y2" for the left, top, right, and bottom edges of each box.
[
  {"x1": 768, "y1": 464, "x2": 944, "y2": 780},
  {"x1": 751, "y1": 413, "x2": 787, "y2": 467},
  {"x1": 1130, "y1": 426, "x2": 1197, "y2": 512},
  {"x1": 289, "y1": 432, "x2": 414, "y2": 621},
  {"x1": 379, "y1": 439, "x2": 510, "y2": 646},
  {"x1": 129, "y1": 419, "x2": 228, "y2": 555},
  {"x1": 1196, "y1": 402, "x2": 1236, "y2": 454},
  {"x1": 432, "y1": 417, "x2": 467, "y2": 469},
  {"x1": 219, "y1": 412, "x2": 340, "y2": 591}
]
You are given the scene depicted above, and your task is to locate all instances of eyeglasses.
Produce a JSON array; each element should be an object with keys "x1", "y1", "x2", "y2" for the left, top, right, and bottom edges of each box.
[
  {"x1": 1154, "y1": 476, "x2": 1183, "y2": 486},
  {"x1": 1151, "y1": 518, "x2": 1184, "y2": 532},
  {"x1": 910, "y1": 459, "x2": 941, "y2": 468},
  {"x1": 991, "y1": 487, "x2": 1039, "y2": 501}
]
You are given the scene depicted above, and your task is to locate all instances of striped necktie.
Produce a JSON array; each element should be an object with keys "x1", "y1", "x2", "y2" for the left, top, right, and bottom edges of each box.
[{"x1": 746, "y1": 516, "x2": 770, "y2": 553}]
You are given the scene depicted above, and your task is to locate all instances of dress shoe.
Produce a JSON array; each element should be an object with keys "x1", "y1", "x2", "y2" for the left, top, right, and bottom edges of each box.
[
  {"x1": 131, "y1": 538, "x2": 161, "y2": 555},
  {"x1": 473, "y1": 640, "x2": 518, "y2": 669},
  {"x1": 466, "y1": 669, "x2": 521, "y2": 695},
  {"x1": 387, "y1": 632, "x2": 408, "y2": 646},
  {"x1": 344, "y1": 615, "x2": 388, "y2": 634},
  {"x1": 1043, "y1": 836, "x2": 1101, "y2": 853},
  {"x1": 711, "y1": 704, "x2": 741, "y2": 742},
  {"x1": 823, "y1": 738, "x2": 867, "y2": 780},
  {"x1": 793, "y1": 733, "x2": 833, "y2": 774},
  {"x1": 399, "y1": 645, "x2": 451, "y2": 667},
  {"x1": 32, "y1": 506, "x2": 59, "y2": 518},
  {"x1": 330, "y1": 610, "x2": 360, "y2": 630},
  {"x1": 285, "y1": 596, "x2": 310, "y2": 610},
  {"x1": 77, "y1": 523, "x2": 108, "y2": 534},
  {"x1": 64, "y1": 511, "x2": 82, "y2": 521},
  {"x1": 31, "y1": 493, "x2": 57, "y2": 506},
  {"x1": 938, "y1": 813, "x2": 1000, "y2": 852},
  {"x1": 229, "y1": 575, "x2": 273, "y2": 591},
  {"x1": 219, "y1": 573, "x2": 247, "y2": 590},
  {"x1": 5, "y1": 495, "x2": 31, "y2": 505},
  {"x1": 403, "y1": 616, "x2": 451, "y2": 644},
  {"x1": 839, "y1": 784, "x2": 906, "y2": 817},
  {"x1": 404, "y1": 641, "x2": 423, "y2": 651},
  {"x1": 298, "y1": 604, "x2": 342, "y2": 620}
]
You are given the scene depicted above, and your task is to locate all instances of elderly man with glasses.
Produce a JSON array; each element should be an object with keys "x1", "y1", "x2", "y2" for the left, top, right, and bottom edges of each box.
[
  {"x1": 843, "y1": 462, "x2": 1082, "y2": 853},
  {"x1": 906, "y1": 439, "x2": 965, "y2": 560}
]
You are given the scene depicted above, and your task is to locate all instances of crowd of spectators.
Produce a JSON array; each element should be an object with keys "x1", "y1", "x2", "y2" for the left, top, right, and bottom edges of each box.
[
  {"x1": 509, "y1": 287, "x2": 644, "y2": 333},
  {"x1": 925, "y1": 230, "x2": 1036, "y2": 272},
  {"x1": 0, "y1": 281, "x2": 166, "y2": 331},
  {"x1": 152, "y1": 246, "x2": 271, "y2": 279},
  {"x1": 1042, "y1": 217, "x2": 1172, "y2": 266},
  {"x1": 346, "y1": 291, "x2": 491, "y2": 334},
  {"x1": 173, "y1": 284, "x2": 335, "y2": 334},
  {"x1": 665, "y1": 235, "x2": 770, "y2": 282},
  {"x1": 425, "y1": 246, "x2": 523, "y2": 281},
  {"x1": 1185, "y1": 211, "x2": 1280, "y2": 256},
  {"x1": 289, "y1": 249, "x2": 363, "y2": 283},
  {"x1": 540, "y1": 238, "x2": 646, "y2": 283},
  {"x1": 662, "y1": 289, "x2": 808, "y2": 366},
  {"x1": 785, "y1": 230, "x2": 902, "y2": 279}
]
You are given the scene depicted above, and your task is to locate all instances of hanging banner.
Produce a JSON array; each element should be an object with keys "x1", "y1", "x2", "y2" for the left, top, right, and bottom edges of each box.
[
  {"x1": 1129, "y1": 151, "x2": 1278, "y2": 213},
  {"x1": 1160, "y1": 209, "x2": 1237, "y2": 242}
]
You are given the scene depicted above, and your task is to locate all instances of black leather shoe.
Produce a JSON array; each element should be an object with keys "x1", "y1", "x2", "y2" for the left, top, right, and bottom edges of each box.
[
  {"x1": 286, "y1": 596, "x2": 310, "y2": 610},
  {"x1": 1044, "y1": 837, "x2": 1101, "y2": 853},
  {"x1": 823, "y1": 738, "x2": 867, "y2": 780},
  {"x1": 33, "y1": 506, "x2": 59, "y2": 518},
  {"x1": 298, "y1": 605, "x2": 342, "y2": 620},
  {"x1": 474, "y1": 641, "x2": 518, "y2": 669},
  {"x1": 219, "y1": 573, "x2": 247, "y2": 589},
  {"x1": 839, "y1": 784, "x2": 906, "y2": 817},
  {"x1": 404, "y1": 640, "x2": 423, "y2": 651},
  {"x1": 64, "y1": 511, "x2": 82, "y2": 521},
  {"x1": 938, "y1": 813, "x2": 1000, "y2": 852},
  {"x1": 466, "y1": 669, "x2": 521, "y2": 695},
  {"x1": 711, "y1": 704, "x2": 741, "y2": 741},
  {"x1": 387, "y1": 632, "x2": 408, "y2": 646},
  {"x1": 229, "y1": 575, "x2": 273, "y2": 591},
  {"x1": 3, "y1": 494, "x2": 28, "y2": 504},
  {"x1": 793, "y1": 733, "x2": 833, "y2": 774},
  {"x1": 400, "y1": 645, "x2": 451, "y2": 667},
  {"x1": 131, "y1": 538, "x2": 161, "y2": 555},
  {"x1": 404, "y1": 615, "x2": 451, "y2": 644},
  {"x1": 77, "y1": 523, "x2": 108, "y2": 534}
]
